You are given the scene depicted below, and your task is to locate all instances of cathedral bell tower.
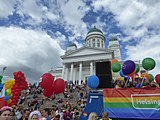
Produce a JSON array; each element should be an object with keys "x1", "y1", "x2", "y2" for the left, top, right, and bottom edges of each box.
[{"x1": 108, "y1": 36, "x2": 122, "y2": 61}]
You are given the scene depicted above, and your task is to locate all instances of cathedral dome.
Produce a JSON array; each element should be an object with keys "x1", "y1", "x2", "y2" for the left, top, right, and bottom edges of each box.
[
  {"x1": 85, "y1": 25, "x2": 105, "y2": 48},
  {"x1": 66, "y1": 42, "x2": 77, "y2": 52},
  {"x1": 69, "y1": 42, "x2": 77, "y2": 47},
  {"x1": 87, "y1": 25, "x2": 103, "y2": 34}
]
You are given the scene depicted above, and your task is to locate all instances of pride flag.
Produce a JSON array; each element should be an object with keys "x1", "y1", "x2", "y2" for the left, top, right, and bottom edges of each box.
[{"x1": 103, "y1": 87, "x2": 160, "y2": 119}]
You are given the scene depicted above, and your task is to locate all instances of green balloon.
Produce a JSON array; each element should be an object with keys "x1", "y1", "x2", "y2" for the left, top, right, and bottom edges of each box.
[
  {"x1": 136, "y1": 64, "x2": 140, "y2": 73},
  {"x1": 112, "y1": 62, "x2": 121, "y2": 72},
  {"x1": 0, "y1": 76, "x2": 2, "y2": 84},
  {"x1": 10, "y1": 94, "x2": 13, "y2": 98},
  {"x1": 149, "y1": 74, "x2": 154, "y2": 82},
  {"x1": 142, "y1": 57, "x2": 156, "y2": 70},
  {"x1": 5, "y1": 91, "x2": 7, "y2": 96}
]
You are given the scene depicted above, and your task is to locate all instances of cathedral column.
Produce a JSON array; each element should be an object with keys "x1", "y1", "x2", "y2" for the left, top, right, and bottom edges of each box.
[
  {"x1": 79, "y1": 62, "x2": 82, "y2": 85},
  {"x1": 103, "y1": 41, "x2": 105, "y2": 48},
  {"x1": 91, "y1": 39, "x2": 93, "y2": 47},
  {"x1": 95, "y1": 39, "x2": 98, "y2": 47},
  {"x1": 70, "y1": 63, "x2": 74, "y2": 81},
  {"x1": 62, "y1": 64, "x2": 65, "y2": 79},
  {"x1": 73, "y1": 67, "x2": 76, "y2": 84},
  {"x1": 100, "y1": 40, "x2": 102, "y2": 48},
  {"x1": 65, "y1": 67, "x2": 68, "y2": 81},
  {"x1": 90, "y1": 61, "x2": 93, "y2": 75}
]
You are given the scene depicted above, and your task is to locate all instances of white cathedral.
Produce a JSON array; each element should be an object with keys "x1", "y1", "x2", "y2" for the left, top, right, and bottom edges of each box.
[{"x1": 50, "y1": 26, "x2": 122, "y2": 85}]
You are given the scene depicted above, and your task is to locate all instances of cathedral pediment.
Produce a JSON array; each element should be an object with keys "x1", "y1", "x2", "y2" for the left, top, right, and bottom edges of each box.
[{"x1": 61, "y1": 46, "x2": 113, "y2": 58}]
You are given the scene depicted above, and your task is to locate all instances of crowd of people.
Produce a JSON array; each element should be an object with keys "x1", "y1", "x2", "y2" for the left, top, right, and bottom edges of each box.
[
  {"x1": 0, "y1": 81, "x2": 89, "y2": 120},
  {"x1": 113, "y1": 75, "x2": 159, "y2": 88},
  {"x1": 1, "y1": 73, "x2": 159, "y2": 120}
]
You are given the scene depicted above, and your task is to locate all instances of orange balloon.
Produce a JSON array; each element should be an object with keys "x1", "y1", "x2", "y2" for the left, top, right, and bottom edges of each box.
[
  {"x1": 141, "y1": 73, "x2": 150, "y2": 80},
  {"x1": 131, "y1": 73, "x2": 139, "y2": 81},
  {"x1": 111, "y1": 59, "x2": 118, "y2": 65}
]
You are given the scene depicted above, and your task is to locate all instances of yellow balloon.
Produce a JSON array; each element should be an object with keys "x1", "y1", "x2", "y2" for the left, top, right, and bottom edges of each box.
[
  {"x1": 6, "y1": 89, "x2": 11, "y2": 95},
  {"x1": 7, "y1": 99, "x2": 12, "y2": 104},
  {"x1": 4, "y1": 79, "x2": 15, "y2": 90}
]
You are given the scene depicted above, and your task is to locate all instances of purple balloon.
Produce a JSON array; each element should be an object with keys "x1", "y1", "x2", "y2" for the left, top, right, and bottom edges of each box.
[{"x1": 122, "y1": 60, "x2": 135, "y2": 75}]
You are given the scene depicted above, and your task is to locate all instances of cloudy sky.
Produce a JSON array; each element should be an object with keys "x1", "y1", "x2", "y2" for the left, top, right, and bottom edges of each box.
[{"x1": 0, "y1": 0, "x2": 160, "y2": 82}]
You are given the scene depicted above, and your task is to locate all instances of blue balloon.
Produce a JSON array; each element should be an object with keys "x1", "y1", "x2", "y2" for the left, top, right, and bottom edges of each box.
[
  {"x1": 120, "y1": 70, "x2": 125, "y2": 77},
  {"x1": 4, "y1": 96, "x2": 9, "y2": 101},
  {"x1": 0, "y1": 83, "x2": 4, "y2": 90},
  {"x1": 87, "y1": 75, "x2": 99, "y2": 89}
]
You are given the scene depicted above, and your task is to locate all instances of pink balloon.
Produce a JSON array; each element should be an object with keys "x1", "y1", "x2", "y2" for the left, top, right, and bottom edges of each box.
[
  {"x1": 53, "y1": 78, "x2": 66, "y2": 94},
  {"x1": 40, "y1": 73, "x2": 54, "y2": 89}
]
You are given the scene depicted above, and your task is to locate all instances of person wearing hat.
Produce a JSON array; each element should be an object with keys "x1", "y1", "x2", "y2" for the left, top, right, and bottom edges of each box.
[
  {"x1": 100, "y1": 112, "x2": 112, "y2": 120},
  {"x1": 28, "y1": 110, "x2": 42, "y2": 120},
  {"x1": 0, "y1": 106, "x2": 12, "y2": 120}
]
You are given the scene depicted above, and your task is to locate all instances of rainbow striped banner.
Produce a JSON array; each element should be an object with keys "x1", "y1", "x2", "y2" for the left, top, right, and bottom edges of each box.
[{"x1": 103, "y1": 88, "x2": 160, "y2": 119}]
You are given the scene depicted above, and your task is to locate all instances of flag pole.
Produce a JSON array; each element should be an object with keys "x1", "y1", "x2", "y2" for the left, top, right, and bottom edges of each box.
[{"x1": 1, "y1": 66, "x2": 7, "y2": 76}]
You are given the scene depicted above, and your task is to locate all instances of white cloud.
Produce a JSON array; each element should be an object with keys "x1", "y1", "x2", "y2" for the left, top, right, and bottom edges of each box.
[
  {"x1": 59, "y1": 0, "x2": 90, "y2": 40},
  {"x1": 16, "y1": 0, "x2": 44, "y2": 24},
  {"x1": 126, "y1": 34, "x2": 160, "y2": 76},
  {"x1": 0, "y1": 1, "x2": 16, "y2": 18},
  {"x1": 92, "y1": 0, "x2": 160, "y2": 37},
  {"x1": 16, "y1": 0, "x2": 59, "y2": 25},
  {"x1": 0, "y1": 26, "x2": 64, "y2": 82}
]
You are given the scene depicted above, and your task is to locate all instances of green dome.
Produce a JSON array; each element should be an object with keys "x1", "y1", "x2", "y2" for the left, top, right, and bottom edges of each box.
[
  {"x1": 69, "y1": 42, "x2": 77, "y2": 47},
  {"x1": 110, "y1": 36, "x2": 117, "y2": 41},
  {"x1": 87, "y1": 25, "x2": 103, "y2": 34}
]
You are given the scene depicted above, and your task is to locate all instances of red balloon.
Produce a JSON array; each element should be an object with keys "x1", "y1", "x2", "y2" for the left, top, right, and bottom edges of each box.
[
  {"x1": 0, "y1": 97, "x2": 6, "y2": 108},
  {"x1": 40, "y1": 73, "x2": 54, "y2": 89},
  {"x1": 42, "y1": 89, "x2": 54, "y2": 97},
  {"x1": 53, "y1": 78, "x2": 66, "y2": 94},
  {"x1": 155, "y1": 74, "x2": 160, "y2": 84}
]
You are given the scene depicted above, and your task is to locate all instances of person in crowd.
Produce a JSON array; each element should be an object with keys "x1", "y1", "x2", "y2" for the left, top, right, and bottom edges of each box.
[
  {"x1": 14, "y1": 106, "x2": 22, "y2": 120},
  {"x1": 10, "y1": 109, "x2": 18, "y2": 120},
  {"x1": 114, "y1": 79, "x2": 124, "y2": 88},
  {"x1": 18, "y1": 108, "x2": 30, "y2": 120},
  {"x1": 0, "y1": 106, "x2": 12, "y2": 120},
  {"x1": 55, "y1": 114, "x2": 60, "y2": 120},
  {"x1": 39, "y1": 118, "x2": 46, "y2": 120},
  {"x1": 63, "y1": 109, "x2": 72, "y2": 120},
  {"x1": 28, "y1": 110, "x2": 41, "y2": 120},
  {"x1": 50, "y1": 109, "x2": 56, "y2": 120},
  {"x1": 100, "y1": 112, "x2": 112, "y2": 120},
  {"x1": 41, "y1": 108, "x2": 51, "y2": 120},
  {"x1": 88, "y1": 112, "x2": 98, "y2": 120}
]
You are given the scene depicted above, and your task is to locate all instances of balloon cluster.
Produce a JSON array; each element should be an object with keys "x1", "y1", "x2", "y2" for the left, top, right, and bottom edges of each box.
[
  {"x1": 10, "y1": 71, "x2": 28, "y2": 106},
  {"x1": 111, "y1": 57, "x2": 158, "y2": 88},
  {"x1": 87, "y1": 57, "x2": 158, "y2": 89},
  {"x1": 4, "y1": 79, "x2": 15, "y2": 104},
  {"x1": 40, "y1": 73, "x2": 66, "y2": 97}
]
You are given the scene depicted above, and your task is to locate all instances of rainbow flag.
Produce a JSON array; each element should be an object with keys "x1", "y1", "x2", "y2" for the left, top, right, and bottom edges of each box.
[{"x1": 103, "y1": 88, "x2": 160, "y2": 119}]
